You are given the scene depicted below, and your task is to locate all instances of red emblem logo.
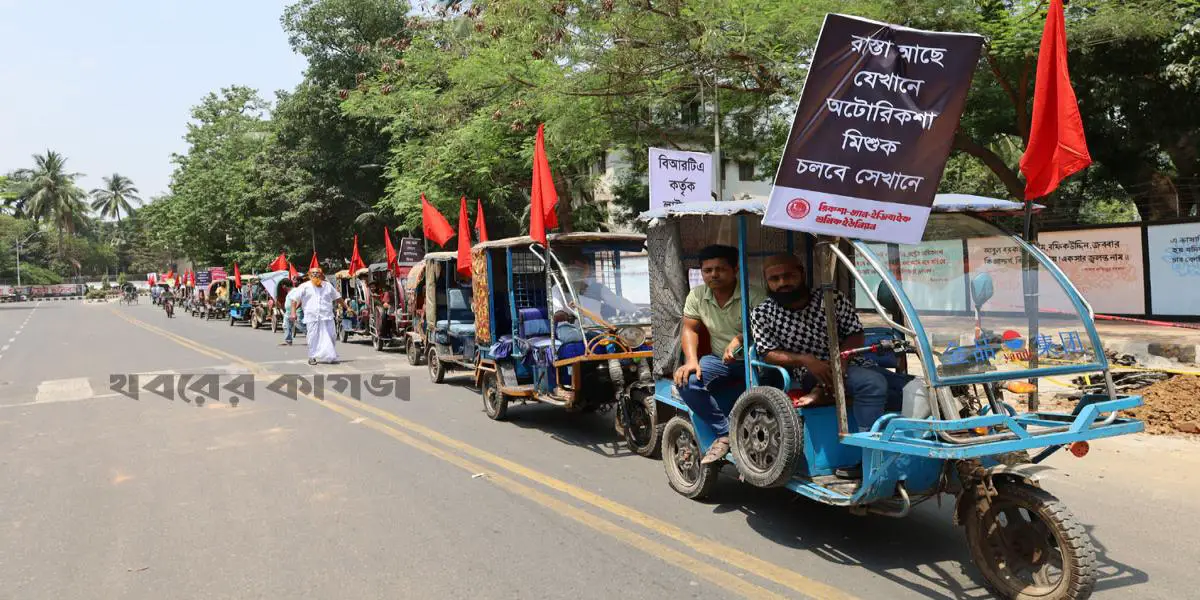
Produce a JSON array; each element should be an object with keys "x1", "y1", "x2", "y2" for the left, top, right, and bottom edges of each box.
[{"x1": 786, "y1": 198, "x2": 811, "y2": 220}]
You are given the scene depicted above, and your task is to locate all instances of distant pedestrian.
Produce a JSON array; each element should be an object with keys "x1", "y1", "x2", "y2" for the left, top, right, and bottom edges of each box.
[
  {"x1": 280, "y1": 281, "x2": 304, "y2": 346},
  {"x1": 292, "y1": 267, "x2": 347, "y2": 365}
]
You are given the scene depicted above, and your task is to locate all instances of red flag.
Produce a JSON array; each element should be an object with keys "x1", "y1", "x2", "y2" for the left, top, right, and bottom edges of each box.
[
  {"x1": 233, "y1": 262, "x2": 242, "y2": 289},
  {"x1": 531, "y1": 124, "x2": 559, "y2": 229},
  {"x1": 309, "y1": 251, "x2": 320, "y2": 271},
  {"x1": 1019, "y1": 0, "x2": 1092, "y2": 201},
  {"x1": 421, "y1": 193, "x2": 455, "y2": 247},
  {"x1": 456, "y1": 196, "x2": 472, "y2": 277},
  {"x1": 268, "y1": 253, "x2": 287, "y2": 272},
  {"x1": 349, "y1": 234, "x2": 366, "y2": 274},
  {"x1": 288, "y1": 262, "x2": 298, "y2": 279},
  {"x1": 475, "y1": 199, "x2": 489, "y2": 242},
  {"x1": 384, "y1": 226, "x2": 398, "y2": 269}
]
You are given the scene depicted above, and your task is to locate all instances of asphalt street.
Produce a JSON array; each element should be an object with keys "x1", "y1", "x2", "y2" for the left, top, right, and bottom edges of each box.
[{"x1": 0, "y1": 300, "x2": 1195, "y2": 599}]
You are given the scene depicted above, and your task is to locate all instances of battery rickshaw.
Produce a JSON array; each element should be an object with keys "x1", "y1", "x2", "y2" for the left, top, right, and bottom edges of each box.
[
  {"x1": 472, "y1": 233, "x2": 660, "y2": 457},
  {"x1": 334, "y1": 268, "x2": 371, "y2": 343},
  {"x1": 258, "y1": 270, "x2": 291, "y2": 332},
  {"x1": 228, "y1": 275, "x2": 259, "y2": 326},
  {"x1": 643, "y1": 198, "x2": 1144, "y2": 600},
  {"x1": 203, "y1": 280, "x2": 229, "y2": 320},
  {"x1": 402, "y1": 259, "x2": 431, "y2": 365},
  {"x1": 415, "y1": 252, "x2": 476, "y2": 383},
  {"x1": 364, "y1": 262, "x2": 403, "y2": 351}
]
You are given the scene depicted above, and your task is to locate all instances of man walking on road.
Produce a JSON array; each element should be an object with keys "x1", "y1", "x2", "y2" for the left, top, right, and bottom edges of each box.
[
  {"x1": 292, "y1": 267, "x2": 347, "y2": 365},
  {"x1": 279, "y1": 279, "x2": 305, "y2": 346}
]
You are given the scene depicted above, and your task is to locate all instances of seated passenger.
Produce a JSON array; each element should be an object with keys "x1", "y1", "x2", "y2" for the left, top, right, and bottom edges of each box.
[
  {"x1": 673, "y1": 245, "x2": 767, "y2": 465},
  {"x1": 750, "y1": 254, "x2": 912, "y2": 451}
]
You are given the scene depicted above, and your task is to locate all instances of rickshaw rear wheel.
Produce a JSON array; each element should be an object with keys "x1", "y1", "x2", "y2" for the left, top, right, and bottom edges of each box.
[
  {"x1": 620, "y1": 387, "x2": 663, "y2": 458},
  {"x1": 407, "y1": 338, "x2": 423, "y2": 365},
  {"x1": 662, "y1": 416, "x2": 719, "y2": 500},
  {"x1": 428, "y1": 348, "x2": 445, "y2": 383},
  {"x1": 480, "y1": 372, "x2": 508, "y2": 421},
  {"x1": 965, "y1": 481, "x2": 1096, "y2": 600},
  {"x1": 729, "y1": 387, "x2": 802, "y2": 488}
]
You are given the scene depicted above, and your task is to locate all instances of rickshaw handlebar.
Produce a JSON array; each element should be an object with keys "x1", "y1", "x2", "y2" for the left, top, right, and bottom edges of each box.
[{"x1": 839, "y1": 338, "x2": 908, "y2": 360}]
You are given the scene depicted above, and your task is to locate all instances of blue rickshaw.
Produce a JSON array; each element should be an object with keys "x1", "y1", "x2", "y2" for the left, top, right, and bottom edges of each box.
[
  {"x1": 643, "y1": 198, "x2": 1143, "y2": 600},
  {"x1": 227, "y1": 275, "x2": 258, "y2": 327},
  {"x1": 420, "y1": 252, "x2": 478, "y2": 383},
  {"x1": 472, "y1": 233, "x2": 659, "y2": 456}
]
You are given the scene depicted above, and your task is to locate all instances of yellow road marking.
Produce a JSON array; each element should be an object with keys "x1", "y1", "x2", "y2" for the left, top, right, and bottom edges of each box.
[{"x1": 112, "y1": 308, "x2": 857, "y2": 600}]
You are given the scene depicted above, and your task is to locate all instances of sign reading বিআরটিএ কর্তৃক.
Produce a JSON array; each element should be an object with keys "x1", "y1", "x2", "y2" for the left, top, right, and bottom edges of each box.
[
  {"x1": 648, "y1": 148, "x2": 714, "y2": 211},
  {"x1": 762, "y1": 14, "x2": 984, "y2": 244}
]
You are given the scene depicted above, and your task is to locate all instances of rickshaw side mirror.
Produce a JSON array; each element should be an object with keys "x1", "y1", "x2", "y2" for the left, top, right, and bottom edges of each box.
[
  {"x1": 875, "y1": 281, "x2": 901, "y2": 321},
  {"x1": 971, "y1": 273, "x2": 995, "y2": 310}
]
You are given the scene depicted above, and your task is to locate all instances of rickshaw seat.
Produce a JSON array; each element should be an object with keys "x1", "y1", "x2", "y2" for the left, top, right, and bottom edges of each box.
[
  {"x1": 446, "y1": 287, "x2": 474, "y2": 323},
  {"x1": 518, "y1": 307, "x2": 551, "y2": 338}
]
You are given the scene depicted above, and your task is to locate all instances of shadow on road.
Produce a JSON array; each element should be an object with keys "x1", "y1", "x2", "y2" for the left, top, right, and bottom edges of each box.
[
  {"x1": 503, "y1": 405, "x2": 636, "y2": 460},
  {"x1": 692, "y1": 482, "x2": 1148, "y2": 599}
]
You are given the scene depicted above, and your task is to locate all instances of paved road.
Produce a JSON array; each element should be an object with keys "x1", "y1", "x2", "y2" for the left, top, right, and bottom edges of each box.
[{"x1": 1, "y1": 300, "x2": 1195, "y2": 599}]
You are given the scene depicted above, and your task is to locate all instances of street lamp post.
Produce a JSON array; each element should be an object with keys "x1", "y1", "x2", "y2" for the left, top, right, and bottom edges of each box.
[{"x1": 15, "y1": 230, "x2": 42, "y2": 290}]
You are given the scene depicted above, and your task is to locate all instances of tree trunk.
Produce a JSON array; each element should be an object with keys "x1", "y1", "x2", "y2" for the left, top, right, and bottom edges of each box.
[{"x1": 953, "y1": 133, "x2": 1025, "y2": 200}]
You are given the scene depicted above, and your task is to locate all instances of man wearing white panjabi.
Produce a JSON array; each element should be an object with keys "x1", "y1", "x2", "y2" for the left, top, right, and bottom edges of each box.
[{"x1": 292, "y1": 267, "x2": 348, "y2": 365}]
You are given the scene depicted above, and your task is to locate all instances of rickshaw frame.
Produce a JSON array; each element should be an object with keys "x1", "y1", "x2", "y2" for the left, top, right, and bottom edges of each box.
[
  {"x1": 416, "y1": 251, "x2": 477, "y2": 383},
  {"x1": 228, "y1": 275, "x2": 261, "y2": 327},
  {"x1": 471, "y1": 232, "x2": 661, "y2": 456},
  {"x1": 334, "y1": 268, "x2": 372, "y2": 343}
]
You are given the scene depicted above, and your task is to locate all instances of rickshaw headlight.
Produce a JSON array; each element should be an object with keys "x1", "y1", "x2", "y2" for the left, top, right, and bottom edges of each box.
[{"x1": 617, "y1": 326, "x2": 646, "y2": 349}]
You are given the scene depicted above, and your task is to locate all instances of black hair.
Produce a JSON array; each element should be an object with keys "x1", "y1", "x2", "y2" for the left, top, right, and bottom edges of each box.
[{"x1": 698, "y1": 244, "x2": 739, "y2": 269}]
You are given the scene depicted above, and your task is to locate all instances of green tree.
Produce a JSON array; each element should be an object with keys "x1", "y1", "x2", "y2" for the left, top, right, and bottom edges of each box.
[
  {"x1": 9, "y1": 150, "x2": 91, "y2": 258},
  {"x1": 90, "y1": 173, "x2": 142, "y2": 225}
]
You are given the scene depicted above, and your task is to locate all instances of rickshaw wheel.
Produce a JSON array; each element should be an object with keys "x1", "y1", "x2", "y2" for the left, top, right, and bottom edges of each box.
[
  {"x1": 407, "y1": 338, "x2": 423, "y2": 366},
  {"x1": 373, "y1": 332, "x2": 385, "y2": 351},
  {"x1": 428, "y1": 348, "x2": 445, "y2": 383},
  {"x1": 729, "y1": 387, "x2": 802, "y2": 488},
  {"x1": 480, "y1": 372, "x2": 508, "y2": 421},
  {"x1": 619, "y1": 387, "x2": 662, "y2": 458},
  {"x1": 662, "y1": 416, "x2": 719, "y2": 500},
  {"x1": 965, "y1": 481, "x2": 1096, "y2": 600}
]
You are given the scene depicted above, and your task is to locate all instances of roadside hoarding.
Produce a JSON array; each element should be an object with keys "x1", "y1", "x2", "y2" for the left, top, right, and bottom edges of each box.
[{"x1": 648, "y1": 148, "x2": 713, "y2": 211}]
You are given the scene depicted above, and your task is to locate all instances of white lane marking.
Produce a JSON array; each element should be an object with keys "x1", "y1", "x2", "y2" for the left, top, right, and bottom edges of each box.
[
  {"x1": 7, "y1": 338, "x2": 13, "y2": 343},
  {"x1": 1, "y1": 345, "x2": 8, "y2": 352},
  {"x1": 35, "y1": 378, "x2": 95, "y2": 403}
]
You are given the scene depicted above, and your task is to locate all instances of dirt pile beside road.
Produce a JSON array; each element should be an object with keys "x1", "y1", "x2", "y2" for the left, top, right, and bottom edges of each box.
[{"x1": 1125, "y1": 375, "x2": 1200, "y2": 435}]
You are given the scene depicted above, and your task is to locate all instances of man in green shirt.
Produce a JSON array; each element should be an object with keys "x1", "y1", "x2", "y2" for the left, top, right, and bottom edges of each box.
[{"x1": 673, "y1": 245, "x2": 767, "y2": 464}]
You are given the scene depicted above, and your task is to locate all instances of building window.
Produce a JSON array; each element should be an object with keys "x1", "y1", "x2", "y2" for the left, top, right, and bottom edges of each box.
[
  {"x1": 738, "y1": 161, "x2": 756, "y2": 181},
  {"x1": 681, "y1": 99, "x2": 701, "y2": 126}
]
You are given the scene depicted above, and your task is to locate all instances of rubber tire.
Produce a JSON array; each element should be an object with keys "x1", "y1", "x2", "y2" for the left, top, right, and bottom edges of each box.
[
  {"x1": 480, "y1": 371, "x2": 509, "y2": 421},
  {"x1": 965, "y1": 481, "x2": 1097, "y2": 600},
  {"x1": 374, "y1": 332, "x2": 384, "y2": 351},
  {"x1": 729, "y1": 386, "x2": 802, "y2": 488},
  {"x1": 339, "y1": 322, "x2": 348, "y2": 343},
  {"x1": 620, "y1": 387, "x2": 663, "y2": 458},
  {"x1": 662, "y1": 416, "x2": 720, "y2": 500},
  {"x1": 407, "y1": 338, "x2": 423, "y2": 366},
  {"x1": 428, "y1": 348, "x2": 445, "y2": 383}
]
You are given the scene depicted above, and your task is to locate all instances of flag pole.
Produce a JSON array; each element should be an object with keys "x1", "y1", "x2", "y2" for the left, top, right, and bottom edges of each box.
[{"x1": 1023, "y1": 196, "x2": 1040, "y2": 410}]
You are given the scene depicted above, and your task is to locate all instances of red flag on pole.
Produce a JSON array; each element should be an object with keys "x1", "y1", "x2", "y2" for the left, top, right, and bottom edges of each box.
[
  {"x1": 348, "y1": 234, "x2": 366, "y2": 274},
  {"x1": 384, "y1": 226, "x2": 398, "y2": 269},
  {"x1": 421, "y1": 193, "x2": 455, "y2": 247},
  {"x1": 233, "y1": 262, "x2": 242, "y2": 289},
  {"x1": 1019, "y1": 0, "x2": 1092, "y2": 201},
  {"x1": 531, "y1": 124, "x2": 559, "y2": 229},
  {"x1": 309, "y1": 251, "x2": 320, "y2": 271},
  {"x1": 456, "y1": 196, "x2": 472, "y2": 277},
  {"x1": 268, "y1": 253, "x2": 287, "y2": 272},
  {"x1": 288, "y1": 262, "x2": 298, "y2": 279},
  {"x1": 475, "y1": 199, "x2": 489, "y2": 242}
]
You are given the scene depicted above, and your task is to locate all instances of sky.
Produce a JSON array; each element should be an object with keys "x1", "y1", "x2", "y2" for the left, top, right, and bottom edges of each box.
[{"x1": 0, "y1": 0, "x2": 308, "y2": 200}]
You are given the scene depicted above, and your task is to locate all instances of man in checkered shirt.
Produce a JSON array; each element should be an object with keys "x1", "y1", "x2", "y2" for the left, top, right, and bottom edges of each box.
[{"x1": 750, "y1": 254, "x2": 911, "y2": 438}]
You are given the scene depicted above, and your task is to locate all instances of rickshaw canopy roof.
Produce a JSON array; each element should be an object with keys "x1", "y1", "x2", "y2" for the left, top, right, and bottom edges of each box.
[
  {"x1": 637, "y1": 196, "x2": 1043, "y2": 222},
  {"x1": 334, "y1": 269, "x2": 352, "y2": 279},
  {"x1": 423, "y1": 251, "x2": 457, "y2": 262},
  {"x1": 368, "y1": 262, "x2": 391, "y2": 274},
  {"x1": 354, "y1": 267, "x2": 370, "y2": 278},
  {"x1": 405, "y1": 261, "x2": 427, "y2": 292},
  {"x1": 473, "y1": 232, "x2": 645, "y2": 251}
]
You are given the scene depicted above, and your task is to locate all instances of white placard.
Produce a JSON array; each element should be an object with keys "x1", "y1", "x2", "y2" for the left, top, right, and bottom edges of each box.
[
  {"x1": 1147, "y1": 223, "x2": 1200, "y2": 316},
  {"x1": 649, "y1": 148, "x2": 713, "y2": 211}
]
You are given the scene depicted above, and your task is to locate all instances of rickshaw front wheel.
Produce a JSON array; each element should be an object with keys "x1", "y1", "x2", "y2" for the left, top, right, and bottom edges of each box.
[
  {"x1": 619, "y1": 387, "x2": 663, "y2": 458},
  {"x1": 407, "y1": 338, "x2": 423, "y2": 365},
  {"x1": 428, "y1": 348, "x2": 445, "y2": 383},
  {"x1": 480, "y1": 372, "x2": 508, "y2": 421},
  {"x1": 662, "y1": 416, "x2": 719, "y2": 500},
  {"x1": 729, "y1": 387, "x2": 802, "y2": 488},
  {"x1": 965, "y1": 480, "x2": 1096, "y2": 600}
]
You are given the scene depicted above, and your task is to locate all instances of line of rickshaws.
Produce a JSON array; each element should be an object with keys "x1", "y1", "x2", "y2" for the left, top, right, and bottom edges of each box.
[
  {"x1": 169, "y1": 196, "x2": 1141, "y2": 598},
  {"x1": 172, "y1": 263, "x2": 422, "y2": 350},
  {"x1": 408, "y1": 197, "x2": 1142, "y2": 600}
]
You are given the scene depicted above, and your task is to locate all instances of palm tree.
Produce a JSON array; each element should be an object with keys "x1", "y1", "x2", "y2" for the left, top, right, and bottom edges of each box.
[
  {"x1": 90, "y1": 173, "x2": 142, "y2": 225},
  {"x1": 12, "y1": 150, "x2": 90, "y2": 258}
]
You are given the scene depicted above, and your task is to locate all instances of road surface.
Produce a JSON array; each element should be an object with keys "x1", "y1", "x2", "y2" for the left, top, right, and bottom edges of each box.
[{"x1": 0, "y1": 300, "x2": 1195, "y2": 599}]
